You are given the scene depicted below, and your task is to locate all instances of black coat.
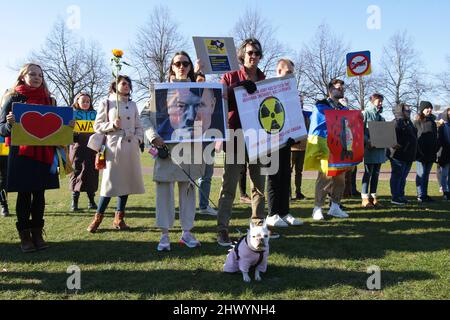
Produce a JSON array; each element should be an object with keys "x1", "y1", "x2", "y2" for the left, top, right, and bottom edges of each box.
[
  {"x1": 0, "y1": 92, "x2": 59, "y2": 192},
  {"x1": 388, "y1": 104, "x2": 418, "y2": 162},
  {"x1": 69, "y1": 130, "x2": 99, "y2": 193},
  {"x1": 414, "y1": 115, "x2": 438, "y2": 163},
  {"x1": 437, "y1": 123, "x2": 450, "y2": 166}
]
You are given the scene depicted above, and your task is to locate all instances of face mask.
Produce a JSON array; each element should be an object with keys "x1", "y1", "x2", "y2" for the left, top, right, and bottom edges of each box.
[{"x1": 331, "y1": 88, "x2": 344, "y2": 100}]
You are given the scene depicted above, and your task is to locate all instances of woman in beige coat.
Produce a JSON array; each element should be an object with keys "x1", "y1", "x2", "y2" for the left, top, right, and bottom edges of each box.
[
  {"x1": 87, "y1": 76, "x2": 145, "y2": 233},
  {"x1": 141, "y1": 51, "x2": 205, "y2": 251}
]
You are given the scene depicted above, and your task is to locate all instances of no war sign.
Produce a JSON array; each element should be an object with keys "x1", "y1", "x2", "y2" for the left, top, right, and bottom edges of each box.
[{"x1": 73, "y1": 110, "x2": 97, "y2": 133}]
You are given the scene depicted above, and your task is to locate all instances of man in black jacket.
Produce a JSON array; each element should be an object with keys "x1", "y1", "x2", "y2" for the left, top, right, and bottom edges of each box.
[{"x1": 388, "y1": 103, "x2": 418, "y2": 205}]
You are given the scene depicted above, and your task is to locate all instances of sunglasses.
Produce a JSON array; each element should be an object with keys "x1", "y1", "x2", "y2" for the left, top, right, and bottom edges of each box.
[
  {"x1": 173, "y1": 61, "x2": 190, "y2": 68},
  {"x1": 246, "y1": 50, "x2": 261, "y2": 57}
]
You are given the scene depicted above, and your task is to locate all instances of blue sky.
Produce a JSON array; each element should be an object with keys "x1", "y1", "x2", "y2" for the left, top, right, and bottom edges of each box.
[{"x1": 1, "y1": 0, "x2": 449, "y2": 102}]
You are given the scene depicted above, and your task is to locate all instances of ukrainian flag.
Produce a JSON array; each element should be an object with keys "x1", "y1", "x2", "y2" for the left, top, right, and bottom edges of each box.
[{"x1": 304, "y1": 101, "x2": 353, "y2": 176}]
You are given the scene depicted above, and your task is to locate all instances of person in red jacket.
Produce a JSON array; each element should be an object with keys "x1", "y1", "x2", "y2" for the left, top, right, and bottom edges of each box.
[{"x1": 216, "y1": 38, "x2": 267, "y2": 246}]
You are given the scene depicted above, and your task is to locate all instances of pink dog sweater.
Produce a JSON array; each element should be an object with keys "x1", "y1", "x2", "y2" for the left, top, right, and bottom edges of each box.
[{"x1": 223, "y1": 236, "x2": 269, "y2": 273}]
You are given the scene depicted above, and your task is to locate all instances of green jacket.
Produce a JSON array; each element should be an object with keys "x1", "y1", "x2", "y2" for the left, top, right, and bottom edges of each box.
[{"x1": 363, "y1": 103, "x2": 387, "y2": 164}]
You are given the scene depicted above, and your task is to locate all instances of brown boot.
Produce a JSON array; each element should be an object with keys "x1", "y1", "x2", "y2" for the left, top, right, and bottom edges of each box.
[
  {"x1": 31, "y1": 228, "x2": 49, "y2": 250},
  {"x1": 18, "y1": 229, "x2": 36, "y2": 253},
  {"x1": 372, "y1": 197, "x2": 382, "y2": 208},
  {"x1": 113, "y1": 211, "x2": 129, "y2": 230},
  {"x1": 87, "y1": 213, "x2": 104, "y2": 233},
  {"x1": 361, "y1": 198, "x2": 374, "y2": 208}
]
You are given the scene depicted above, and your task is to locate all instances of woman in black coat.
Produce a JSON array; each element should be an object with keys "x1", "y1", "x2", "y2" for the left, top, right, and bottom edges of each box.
[
  {"x1": 414, "y1": 101, "x2": 438, "y2": 203},
  {"x1": 0, "y1": 63, "x2": 60, "y2": 253},
  {"x1": 69, "y1": 93, "x2": 98, "y2": 211}
]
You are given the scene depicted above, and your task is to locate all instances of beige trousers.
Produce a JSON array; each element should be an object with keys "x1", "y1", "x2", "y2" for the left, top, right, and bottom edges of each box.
[{"x1": 155, "y1": 181, "x2": 196, "y2": 231}]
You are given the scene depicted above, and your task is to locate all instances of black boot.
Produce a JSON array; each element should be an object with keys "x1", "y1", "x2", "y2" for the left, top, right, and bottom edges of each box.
[
  {"x1": 71, "y1": 192, "x2": 80, "y2": 212},
  {"x1": 87, "y1": 193, "x2": 97, "y2": 210},
  {"x1": 0, "y1": 189, "x2": 9, "y2": 217}
]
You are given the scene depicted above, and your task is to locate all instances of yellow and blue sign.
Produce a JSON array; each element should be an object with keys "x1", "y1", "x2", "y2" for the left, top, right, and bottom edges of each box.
[
  {"x1": 0, "y1": 137, "x2": 9, "y2": 156},
  {"x1": 73, "y1": 110, "x2": 97, "y2": 133},
  {"x1": 12, "y1": 103, "x2": 74, "y2": 146},
  {"x1": 346, "y1": 51, "x2": 372, "y2": 77}
]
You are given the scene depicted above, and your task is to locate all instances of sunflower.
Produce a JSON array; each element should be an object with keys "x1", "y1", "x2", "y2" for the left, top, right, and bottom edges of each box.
[{"x1": 112, "y1": 49, "x2": 124, "y2": 58}]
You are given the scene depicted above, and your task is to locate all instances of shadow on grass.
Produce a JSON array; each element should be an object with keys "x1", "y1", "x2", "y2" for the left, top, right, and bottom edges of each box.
[{"x1": 0, "y1": 267, "x2": 435, "y2": 297}]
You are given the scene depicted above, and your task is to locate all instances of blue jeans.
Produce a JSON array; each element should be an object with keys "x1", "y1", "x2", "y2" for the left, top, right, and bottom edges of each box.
[
  {"x1": 390, "y1": 159, "x2": 412, "y2": 200},
  {"x1": 362, "y1": 163, "x2": 381, "y2": 195},
  {"x1": 198, "y1": 149, "x2": 215, "y2": 210},
  {"x1": 416, "y1": 161, "x2": 433, "y2": 198},
  {"x1": 97, "y1": 195, "x2": 129, "y2": 214},
  {"x1": 440, "y1": 164, "x2": 450, "y2": 193}
]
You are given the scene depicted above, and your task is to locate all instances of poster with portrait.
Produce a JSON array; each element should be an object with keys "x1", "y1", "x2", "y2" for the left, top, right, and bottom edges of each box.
[
  {"x1": 11, "y1": 103, "x2": 74, "y2": 146},
  {"x1": 193, "y1": 37, "x2": 240, "y2": 74},
  {"x1": 234, "y1": 75, "x2": 308, "y2": 162},
  {"x1": 325, "y1": 110, "x2": 364, "y2": 173},
  {"x1": 152, "y1": 82, "x2": 228, "y2": 143}
]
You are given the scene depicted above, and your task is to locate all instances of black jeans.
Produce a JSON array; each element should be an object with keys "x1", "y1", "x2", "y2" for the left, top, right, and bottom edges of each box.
[
  {"x1": 267, "y1": 146, "x2": 291, "y2": 218},
  {"x1": 291, "y1": 151, "x2": 305, "y2": 194},
  {"x1": 239, "y1": 163, "x2": 248, "y2": 196},
  {"x1": 16, "y1": 191, "x2": 45, "y2": 231}
]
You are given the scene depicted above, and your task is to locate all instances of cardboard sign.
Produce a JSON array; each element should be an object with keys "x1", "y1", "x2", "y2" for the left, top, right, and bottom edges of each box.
[
  {"x1": 193, "y1": 37, "x2": 239, "y2": 74},
  {"x1": 152, "y1": 82, "x2": 228, "y2": 143},
  {"x1": 73, "y1": 110, "x2": 97, "y2": 133},
  {"x1": 368, "y1": 121, "x2": 397, "y2": 148},
  {"x1": 234, "y1": 75, "x2": 308, "y2": 162},
  {"x1": 346, "y1": 51, "x2": 372, "y2": 77},
  {"x1": 12, "y1": 103, "x2": 74, "y2": 146},
  {"x1": 325, "y1": 110, "x2": 364, "y2": 173}
]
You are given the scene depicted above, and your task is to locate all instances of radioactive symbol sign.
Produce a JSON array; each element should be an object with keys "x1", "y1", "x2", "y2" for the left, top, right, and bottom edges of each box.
[{"x1": 258, "y1": 97, "x2": 285, "y2": 134}]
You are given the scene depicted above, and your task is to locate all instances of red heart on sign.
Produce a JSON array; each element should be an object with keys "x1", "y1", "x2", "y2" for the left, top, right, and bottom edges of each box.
[{"x1": 21, "y1": 112, "x2": 63, "y2": 140}]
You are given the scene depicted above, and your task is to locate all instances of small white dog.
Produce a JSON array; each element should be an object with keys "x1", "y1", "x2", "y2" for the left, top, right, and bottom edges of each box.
[{"x1": 223, "y1": 221, "x2": 270, "y2": 282}]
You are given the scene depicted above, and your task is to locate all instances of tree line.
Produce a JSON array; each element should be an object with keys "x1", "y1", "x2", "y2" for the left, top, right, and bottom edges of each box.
[{"x1": 22, "y1": 5, "x2": 450, "y2": 113}]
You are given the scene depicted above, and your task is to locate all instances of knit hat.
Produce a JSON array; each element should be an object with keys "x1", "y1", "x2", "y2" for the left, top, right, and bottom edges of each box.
[{"x1": 419, "y1": 101, "x2": 433, "y2": 114}]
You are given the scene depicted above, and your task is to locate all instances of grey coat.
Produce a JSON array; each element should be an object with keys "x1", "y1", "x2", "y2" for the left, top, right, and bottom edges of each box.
[{"x1": 363, "y1": 104, "x2": 387, "y2": 164}]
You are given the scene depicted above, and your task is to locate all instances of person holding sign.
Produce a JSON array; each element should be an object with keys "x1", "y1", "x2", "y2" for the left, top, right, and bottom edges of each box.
[
  {"x1": 87, "y1": 76, "x2": 145, "y2": 233},
  {"x1": 305, "y1": 79, "x2": 350, "y2": 221},
  {"x1": 216, "y1": 38, "x2": 267, "y2": 246},
  {"x1": 0, "y1": 63, "x2": 59, "y2": 253},
  {"x1": 69, "y1": 92, "x2": 99, "y2": 211},
  {"x1": 361, "y1": 93, "x2": 387, "y2": 208},
  {"x1": 141, "y1": 51, "x2": 205, "y2": 251},
  {"x1": 266, "y1": 59, "x2": 303, "y2": 228}
]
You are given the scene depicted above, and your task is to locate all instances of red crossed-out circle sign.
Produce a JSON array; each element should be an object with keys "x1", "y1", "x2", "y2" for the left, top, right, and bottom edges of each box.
[{"x1": 348, "y1": 53, "x2": 370, "y2": 76}]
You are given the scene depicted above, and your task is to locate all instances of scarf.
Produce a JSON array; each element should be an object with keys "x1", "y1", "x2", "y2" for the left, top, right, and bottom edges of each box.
[{"x1": 12, "y1": 85, "x2": 55, "y2": 164}]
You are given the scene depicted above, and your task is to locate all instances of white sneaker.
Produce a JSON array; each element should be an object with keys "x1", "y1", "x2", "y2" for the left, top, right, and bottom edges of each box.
[
  {"x1": 179, "y1": 231, "x2": 201, "y2": 248},
  {"x1": 283, "y1": 214, "x2": 304, "y2": 226},
  {"x1": 157, "y1": 233, "x2": 171, "y2": 252},
  {"x1": 198, "y1": 206, "x2": 217, "y2": 216},
  {"x1": 266, "y1": 214, "x2": 289, "y2": 227},
  {"x1": 328, "y1": 203, "x2": 349, "y2": 218},
  {"x1": 312, "y1": 207, "x2": 325, "y2": 221}
]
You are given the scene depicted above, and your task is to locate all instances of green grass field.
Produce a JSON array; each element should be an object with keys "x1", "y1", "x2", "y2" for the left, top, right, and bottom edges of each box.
[{"x1": 0, "y1": 154, "x2": 449, "y2": 300}]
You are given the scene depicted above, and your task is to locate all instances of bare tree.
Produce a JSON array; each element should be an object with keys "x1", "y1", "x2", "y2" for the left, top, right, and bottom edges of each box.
[
  {"x1": 232, "y1": 8, "x2": 285, "y2": 76},
  {"x1": 295, "y1": 24, "x2": 349, "y2": 105},
  {"x1": 379, "y1": 31, "x2": 428, "y2": 112},
  {"x1": 346, "y1": 74, "x2": 380, "y2": 110},
  {"x1": 31, "y1": 19, "x2": 109, "y2": 106},
  {"x1": 130, "y1": 5, "x2": 188, "y2": 101},
  {"x1": 438, "y1": 55, "x2": 450, "y2": 100}
]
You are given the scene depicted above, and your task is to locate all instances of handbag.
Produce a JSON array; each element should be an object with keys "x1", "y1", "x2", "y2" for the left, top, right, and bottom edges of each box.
[{"x1": 89, "y1": 100, "x2": 111, "y2": 170}]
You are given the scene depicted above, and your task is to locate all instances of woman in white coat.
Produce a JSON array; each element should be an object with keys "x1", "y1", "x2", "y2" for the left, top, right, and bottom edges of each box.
[
  {"x1": 141, "y1": 51, "x2": 205, "y2": 251},
  {"x1": 87, "y1": 76, "x2": 145, "y2": 233}
]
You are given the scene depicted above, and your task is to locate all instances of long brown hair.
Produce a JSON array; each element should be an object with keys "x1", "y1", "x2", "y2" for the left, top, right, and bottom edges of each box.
[
  {"x1": 168, "y1": 51, "x2": 196, "y2": 82},
  {"x1": 73, "y1": 92, "x2": 93, "y2": 111},
  {"x1": 1, "y1": 63, "x2": 51, "y2": 105}
]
